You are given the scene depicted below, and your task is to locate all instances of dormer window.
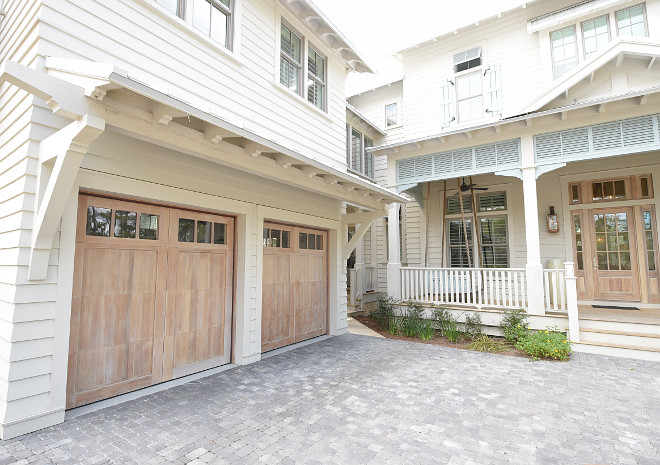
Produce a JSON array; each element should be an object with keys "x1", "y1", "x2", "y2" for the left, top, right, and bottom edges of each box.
[
  {"x1": 453, "y1": 47, "x2": 482, "y2": 73},
  {"x1": 551, "y1": 26, "x2": 577, "y2": 78},
  {"x1": 616, "y1": 4, "x2": 647, "y2": 37},
  {"x1": 155, "y1": 0, "x2": 233, "y2": 49},
  {"x1": 582, "y1": 16, "x2": 609, "y2": 60}
]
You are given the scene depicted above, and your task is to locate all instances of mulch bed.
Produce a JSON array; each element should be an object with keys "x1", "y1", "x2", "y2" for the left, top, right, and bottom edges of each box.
[{"x1": 354, "y1": 315, "x2": 528, "y2": 358}]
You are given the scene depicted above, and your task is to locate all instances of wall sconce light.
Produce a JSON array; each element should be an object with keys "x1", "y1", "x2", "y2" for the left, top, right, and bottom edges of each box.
[{"x1": 547, "y1": 206, "x2": 559, "y2": 233}]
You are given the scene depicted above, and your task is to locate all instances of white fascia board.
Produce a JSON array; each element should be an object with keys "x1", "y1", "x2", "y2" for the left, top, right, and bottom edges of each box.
[
  {"x1": 527, "y1": 0, "x2": 627, "y2": 33},
  {"x1": 370, "y1": 85, "x2": 660, "y2": 153},
  {"x1": 42, "y1": 58, "x2": 404, "y2": 203},
  {"x1": 278, "y1": 0, "x2": 374, "y2": 73},
  {"x1": 346, "y1": 103, "x2": 386, "y2": 136},
  {"x1": 518, "y1": 38, "x2": 660, "y2": 114}
]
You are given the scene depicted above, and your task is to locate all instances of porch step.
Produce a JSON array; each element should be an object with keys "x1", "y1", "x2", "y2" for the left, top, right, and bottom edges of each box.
[
  {"x1": 572, "y1": 340, "x2": 660, "y2": 362},
  {"x1": 576, "y1": 327, "x2": 660, "y2": 349},
  {"x1": 574, "y1": 318, "x2": 660, "y2": 336}
]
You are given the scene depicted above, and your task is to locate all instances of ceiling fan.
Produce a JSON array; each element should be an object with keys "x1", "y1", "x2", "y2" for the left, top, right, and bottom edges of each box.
[{"x1": 453, "y1": 177, "x2": 488, "y2": 195}]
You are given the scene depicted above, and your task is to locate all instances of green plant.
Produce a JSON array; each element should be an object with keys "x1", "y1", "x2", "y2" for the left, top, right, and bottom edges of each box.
[
  {"x1": 432, "y1": 307, "x2": 452, "y2": 328},
  {"x1": 443, "y1": 319, "x2": 463, "y2": 343},
  {"x1": 372, "y1": 294, "x2": 397, "y2": 326},
  {"x1": 462, "y1": 313, "x2": 484, "y2": 340},
  {"x1": 469, "y1": 334, "x2": 508, "y2": 353},
  {"x1": 399, "y1": 303, "x2": 424, "y2": 337},
  {"x1": 417, "y1": 318, "x2": 436, "y2": 341},
  {"x1": 515, "y1": 326, "x2": 572, "y2": 361},
  {"x1": 499, "y1": 308, "x2": 529, "y2": 342},
  {"x1": 387, "y1": 314, "x2": 399, "y2": 335}
]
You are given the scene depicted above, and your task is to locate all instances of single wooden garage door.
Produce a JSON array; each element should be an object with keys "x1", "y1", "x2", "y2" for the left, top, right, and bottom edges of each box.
[
  {"x1": 261, "y1": 222, "x2": 328, "y2": 352},
  {"x1": 67, "y1": 195, "x2": 233, "y2": 409}
]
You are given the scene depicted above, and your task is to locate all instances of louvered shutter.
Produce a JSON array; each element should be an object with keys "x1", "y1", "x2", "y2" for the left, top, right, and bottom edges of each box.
[
  {"x1": 484, "y1": 64, "x2": 502, "y2": 116},
  {"x1": 440, "y1": 78, "x2": 456, "y2": 128}
]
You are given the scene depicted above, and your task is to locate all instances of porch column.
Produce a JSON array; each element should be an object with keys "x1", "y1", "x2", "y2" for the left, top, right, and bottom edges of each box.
[
  {"x1": 354, "y1": 213, "x2": 365, "y2": 299},
  {"x1": 386, "y1": 202, "x2": 402, "y2": 298},
  {"x1": 522, "y1": 166, "x2": 545, "y2": 315}
]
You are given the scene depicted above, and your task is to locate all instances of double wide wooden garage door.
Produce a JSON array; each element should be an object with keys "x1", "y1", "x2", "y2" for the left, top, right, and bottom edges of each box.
[
  {"x1": 261, "y1": 222, "x2": 328, "y2": 352},
  {"x1": 67, "y1": 195, "x2": 234, "y2": 409}
]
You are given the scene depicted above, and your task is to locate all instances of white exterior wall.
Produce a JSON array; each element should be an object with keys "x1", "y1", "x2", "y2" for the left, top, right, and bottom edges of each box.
[
  {"x1": 0, "y1": 0, "x2": 363, "y2": 438},
  {"x1": 39, "y1": 0, "x2": 350, "y2": 170}
]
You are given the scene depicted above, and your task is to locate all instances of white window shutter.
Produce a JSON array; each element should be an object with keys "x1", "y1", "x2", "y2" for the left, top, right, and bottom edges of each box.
[
  {"x1": 440, "y1": 78, "x2": 456, "y2": 128},
  {"x1": 484, "y1": 64, "x2": 502, "y2": 115}
]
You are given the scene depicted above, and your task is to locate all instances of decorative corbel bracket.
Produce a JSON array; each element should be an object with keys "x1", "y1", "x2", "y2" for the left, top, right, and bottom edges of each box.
[
  {"x1": 340, "y1": 209, "x2": 387, "y2": 261},
  {"x1": 28, "y1": 114, "x2": 106, "y2": 280}
]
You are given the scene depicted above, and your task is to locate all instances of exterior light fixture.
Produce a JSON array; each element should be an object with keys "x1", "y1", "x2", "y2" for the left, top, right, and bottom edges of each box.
[{"x1": 547, "y1": 206, "x2": 559, "y2": 233}]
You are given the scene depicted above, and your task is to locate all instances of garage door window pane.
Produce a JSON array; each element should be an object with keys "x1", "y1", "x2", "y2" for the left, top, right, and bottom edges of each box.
[
  {"x1": 308, "y1": 233, "x2": 316, "y2": 250},
  {"x1": 282, "y1": 230, "x2": 290, "y2": 248},
  {"x1": 139, "y1": 213, "x2": 159, "y2": 240},
  {"x1": 114, "y1": 210, "x2": 137, "y2": 238},
  {"x1": 197, "y1": 221, "x2": 212, "y2": 243},
  {"x1": 271, "y1": 229, "x2": 281, "y2": 247},
  {"x1": 316, "y1": 234, "x2": 323, "y2": 250},
  {"x1": 86, "y1": 207, "x2": 112, "y2": 237},
  {"x1": 179, "y1": 218, "x2": 195, "y2": 242},
  {"x1": 299, "y1": 232, "x2": 307, "y2": 249},
  {"x1": 214, "y1": 223, "x2": 226, "y2": 244}
]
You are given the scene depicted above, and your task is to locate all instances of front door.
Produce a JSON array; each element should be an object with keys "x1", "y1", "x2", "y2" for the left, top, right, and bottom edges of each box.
[{"x1": 590, "y1": 207, "x2": 640, "y2": 301}]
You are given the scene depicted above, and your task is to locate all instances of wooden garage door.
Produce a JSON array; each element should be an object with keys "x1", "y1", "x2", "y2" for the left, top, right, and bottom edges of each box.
[
  {"x1": 261, "y1": 222, "x2": 327, "y2": 352},
  {"x1": 67, "y1": 195, "x2": 233, "y2": 409}
]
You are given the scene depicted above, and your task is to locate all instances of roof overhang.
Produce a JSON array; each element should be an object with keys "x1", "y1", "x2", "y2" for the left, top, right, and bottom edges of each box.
[
  {"x1": 1, "y1": 57, "x2": 405, "y2": 208},
  {"x1": 527, "y1": 0, "x2": 628, "y2": 33},
  {"x1": 346, "y1": 103, "x2": 386, "y2": 136},
  {"x1": 278, "y1": 0, "x2": 374, "y2": 73}
]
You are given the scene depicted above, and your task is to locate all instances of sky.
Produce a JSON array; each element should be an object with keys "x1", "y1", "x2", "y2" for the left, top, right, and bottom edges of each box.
[{"x1": 312, "y1": 0, "x2": 531, "y2": 94}]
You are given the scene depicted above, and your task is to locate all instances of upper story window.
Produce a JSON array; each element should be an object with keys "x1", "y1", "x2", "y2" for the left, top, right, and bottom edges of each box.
[
  {"x1": 456, "y1": 72, "x2": 482, "y2": 123},
  {"x1": 453, "y1": 47, "x2": 482, "y2": 73},
  {"x1": 385, "y1": 103, "x2": 399, "y2": 127},
  {"x1": 346, "y1": 125, "x2": 373, "y2": 178},
  {"x1": 156, "y1": 0, "x2": 233, "y2": 49},
  {"x1": 616, "y1": 4, "x2": 647, "y2": 37},
  {"x1": 551, "y1": 26, "x2": 577, "y2": 78},
  {"x1": 279, "y1": 19, "x2": 327, "y2": 111},
  {"x1": 582, "y1": 16, "x2": 609, "y2": 60}
]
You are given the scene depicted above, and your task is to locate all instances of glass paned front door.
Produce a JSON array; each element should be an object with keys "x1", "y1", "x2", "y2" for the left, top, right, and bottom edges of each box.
[{"x1": 594, "y1": 212, "x2": 631, "y2": 270}]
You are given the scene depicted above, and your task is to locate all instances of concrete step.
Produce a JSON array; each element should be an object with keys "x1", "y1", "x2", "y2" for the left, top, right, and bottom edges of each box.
[
  {"x1": 577, "y1": 328, "x2": 660, "y2": 349},
  {"x1": 572, "y1": 340, "x2": 660, "y2": 362}
]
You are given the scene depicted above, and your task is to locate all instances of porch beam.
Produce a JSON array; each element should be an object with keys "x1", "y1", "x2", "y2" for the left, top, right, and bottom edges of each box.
[{"x1": 29, "y1": 115, "x2": 106, "y2": 280}]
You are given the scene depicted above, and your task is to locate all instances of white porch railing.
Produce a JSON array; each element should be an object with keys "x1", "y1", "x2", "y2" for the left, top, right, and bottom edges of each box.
[
  {"x1": 364, "y1": 265, "x2": 376, "y2": 292},
  {"x1": 543, "y1": 268, "x2": 566, "y2": 311},
  {"x1": 400, "y1": 267, "x2": 526, "y2": 309}
]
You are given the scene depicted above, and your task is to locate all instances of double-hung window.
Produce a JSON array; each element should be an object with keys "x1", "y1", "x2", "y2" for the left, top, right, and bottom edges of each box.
[
  {"x1": 385, "y1": 103, "x2": 399, "y2": 127},
  {"x1": 582, "y1": 16, "x2": 609, "y2": 60},
  {"x1": 446, "y1": 192, "x2": 509, "y2": 268},
  {"x1": 551, "y1": 26, "x2": 577, "y2": 78},
  {"x1": 346, "y1": 125, "x2": 374, "y2": 178},
  {"x1": 616, "y1": 4, "x2": 647, "y2": 37},
  {"x1": 456, "y1": 72, "x2": 482, "y2": 123},
  {"x1": 156, "y1": 0, "x2": 233, "y2": 49},
  {"x1": 280, "y1": 20, "x2": 327, "y2": 111}
]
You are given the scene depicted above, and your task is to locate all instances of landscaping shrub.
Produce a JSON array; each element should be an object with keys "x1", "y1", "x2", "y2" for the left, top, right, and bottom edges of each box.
[
  {"x1": 443, "y1": 318, "x2": 463, "y2": 343},
  {"x1": 372, "y1": 294, "x2": 397, "y2": 326},
  {"x1": 499, "y1": 308, "x2": 529, "y2": 342},
  {"x1": 462, "y1": 313, "x2": 484, "y2": 340},
  {"x1": 469, "y1": 334, "x2": 509, "y2": 353},
  {"x1": 399, "y1": 303, "x2": 424, "y2": 337},
  {"x1": 431, "y1": 307, "x2": 452, "y2": 327},
  {"x1": 515, "y1": 326, "x2": 572, "y2": 361},
  {"x1": 417, "y1": 318, "x2": 436, "y2": 341}
]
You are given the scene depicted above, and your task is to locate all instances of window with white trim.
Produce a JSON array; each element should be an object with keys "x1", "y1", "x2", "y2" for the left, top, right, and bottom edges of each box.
[
  {"x1": 551, "y1": 25, "x2": 577, "y2": 78},
  {"x1": 346, "y1": 125, "x2": 374, "y2": 179},
  {"x1": 446, "y1": 192, "x2": 509, "y2": 268},
  {"x1": 456, "y1": 71, "x2": 483, "y2": 123},
  {"x1": 582, "y1": 15, "x2": 609, "y2": 60},
  {"x1": 616, "y1": 4, "x2": 647, "y2": 37},
  {"x1": 385, "y1": 103, "x2": 399, "y2": 127},
  {"x1": 155, "y1": 0, "x2": 233, "y2": 49},
  {"x1": 279, "y1": 19, "x2": 327, "y2": 111}
]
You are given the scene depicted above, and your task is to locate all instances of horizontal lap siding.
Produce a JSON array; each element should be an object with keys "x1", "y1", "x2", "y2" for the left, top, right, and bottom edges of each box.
[
  {"x1": 0, "y1": 0, "x2": 52, "y2": 424},
  {"x1": 39, "y1": 0, "x2": 348, "y2": 170}
]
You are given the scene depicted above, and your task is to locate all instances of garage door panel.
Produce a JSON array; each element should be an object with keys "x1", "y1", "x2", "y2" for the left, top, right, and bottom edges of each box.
[{"x1": 69, "y1": 196, "x2": 233, "y2": 409}]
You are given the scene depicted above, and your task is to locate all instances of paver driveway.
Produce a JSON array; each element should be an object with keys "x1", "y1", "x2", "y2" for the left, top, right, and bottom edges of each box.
[{"x1": 1, "y1": 334, "x2": 659, "y2": 465}]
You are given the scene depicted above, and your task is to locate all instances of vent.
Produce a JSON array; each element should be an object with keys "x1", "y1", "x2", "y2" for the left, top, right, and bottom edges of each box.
[
  {"x1": 415, "y1": 155, "x2": 434, "y2": 178},
  {"x1": 535, "y1": 133, "x2": 562, "y2": 160},
  {"x1": 561, "y1": 128, "x2": 589, "y2": 156},
  {"x1": 434, "y1": 152, "x2": 452, "y2": 174},
  {"x1": 592, "y1": 121, "x2": 622, "y2": 152},
  {"x1": 496, "y1": 140, "x2": 521, "y2": 166},
  {"x1": 398, "y1": 158, "x2": 415, "y2": 181},
  {"x1": 475, "y1": 145, "x2": 496, "y2": 168},
  {"x1": 452, "y1": 149, "x2": 474, "y2": 171},
  {"x1": 622, "y1": 116, "x2": 654, "y2": 147},
  {"x1": 453, "y1": 46, "x2": 482, "y2": 65}
]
